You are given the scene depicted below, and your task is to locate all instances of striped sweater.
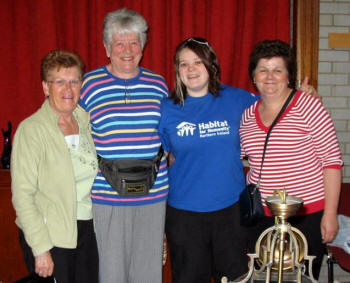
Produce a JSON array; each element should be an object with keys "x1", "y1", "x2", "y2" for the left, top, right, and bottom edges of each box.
[
  {"x1": 240, "y1": 90, "x2": 343, "y2": 216},
  {"x1": 79, "y1": 66, "x2": 169, "y2": 206}
]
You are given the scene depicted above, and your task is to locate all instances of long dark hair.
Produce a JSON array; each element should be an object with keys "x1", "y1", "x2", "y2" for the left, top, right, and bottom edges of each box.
[{"x1": 172, "y1": 37, "x2": 221, "y2": 105}]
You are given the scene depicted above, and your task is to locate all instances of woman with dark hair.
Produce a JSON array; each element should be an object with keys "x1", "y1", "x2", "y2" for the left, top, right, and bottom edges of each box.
[
  {"x1": 159, "y1": 37, "x2": 258, "y2": 283},
  {"x1": 240, "y1": 39, "x2": 343, "y2": 279},
  {"x1": 11, "y1": 50, "x2": 98, "y2": 283},
  {"x1": 172, "y1": 37, "x2": 222, "y2": 104}
]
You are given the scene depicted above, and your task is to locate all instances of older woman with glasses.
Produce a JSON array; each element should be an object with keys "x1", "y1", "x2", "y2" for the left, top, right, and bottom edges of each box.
[
  {"x1": 11, "y1": 50, "x2": 98, "y2": 283},
  {"x1": 79, "y1": 8, "x2": 169, "y2": 283}
]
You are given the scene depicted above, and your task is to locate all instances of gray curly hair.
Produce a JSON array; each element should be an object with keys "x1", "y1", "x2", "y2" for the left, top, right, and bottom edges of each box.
[{"x1": 103, "y1": 8, "x2": 148, "y2": 51}]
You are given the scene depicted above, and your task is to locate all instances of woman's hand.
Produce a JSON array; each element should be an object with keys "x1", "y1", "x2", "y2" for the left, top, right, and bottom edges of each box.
[
  {"x1": 35, "y1": 251, "x2": 54, "y2": 277},
  {"x1": 321, "y1": 212, "x2": 338, "y2": 243},
  {"x1": 300, "y1": 76, "x2": 319, "y2": 97},
  {"x1": 162, "y1": 235, "x2": 167, "y2": 266},
  {"x1": 168, "y1": 152, "x2": 175, "y2": 167}
]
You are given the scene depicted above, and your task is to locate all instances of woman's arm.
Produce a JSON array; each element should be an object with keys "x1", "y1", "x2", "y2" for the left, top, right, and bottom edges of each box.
[
  {"x1": 11, "y1": 123, "x2": 53, "y2": 255},
  {"x1": 321, "y1": 168, "x2": 342, "y2": 243},
  {"x1": 303, "y1": 94, "x2": 343, "y2": 243}
]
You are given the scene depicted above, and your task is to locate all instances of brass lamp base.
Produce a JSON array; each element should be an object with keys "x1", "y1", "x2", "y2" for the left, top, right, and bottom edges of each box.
[
  {"x1": 223, "y1": 272, "x2": 315, "y2": 283},
  {"x1": 222, "y1": 191, "x2": 318, "y2": 283}
]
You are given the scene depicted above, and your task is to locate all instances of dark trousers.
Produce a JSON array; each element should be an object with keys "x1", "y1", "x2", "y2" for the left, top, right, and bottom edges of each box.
[
  {"x1": 246, "y1": 210, "x2": 325, "y2": 280},
  {"x1": 165, "y1": 203, "x2": 248, "y2": 283},
  {"x1": 19, "y1": 220, "x2": 99, "y2": 283}
]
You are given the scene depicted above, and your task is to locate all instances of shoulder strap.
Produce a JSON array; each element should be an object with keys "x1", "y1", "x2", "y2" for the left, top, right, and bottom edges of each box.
[
  {"x1": 153, "y1": 145, "x2": 164, "y2": 170},
  {"x1": 257, "y1": 89, "x2": 297, "y2": 186}
]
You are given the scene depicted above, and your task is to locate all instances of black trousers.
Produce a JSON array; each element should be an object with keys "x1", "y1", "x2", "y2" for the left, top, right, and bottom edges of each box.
[
  {"x1": 165, "y1": 203, "x2": 247, "y2": 283},
  {"x1": 246, "y1": 210, "x2": 325, "y2": 280},
  {"x1": 19, "y1": 219, "x2": 99, "y2": 283}
]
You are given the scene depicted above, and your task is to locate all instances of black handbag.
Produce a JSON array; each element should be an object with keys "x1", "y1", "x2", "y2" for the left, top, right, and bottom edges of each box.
[
  {"x1": 239, "y1": 183, "x2": 264, "y2": 226},
  {"x1": 239, "y1": 89, "x2": 296, "y2": 227}
]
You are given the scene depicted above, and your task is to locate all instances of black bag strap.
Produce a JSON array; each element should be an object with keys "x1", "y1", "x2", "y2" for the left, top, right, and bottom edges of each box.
[
  {"x1": 97, "y1": 145, "x2": 164, "y2": 171},
  {"x1": 256, "y1": 89, "x2": 297, "y2": 186},
  {"x1": 153, "y1": 145, "x2": 164, "y2": 171}
]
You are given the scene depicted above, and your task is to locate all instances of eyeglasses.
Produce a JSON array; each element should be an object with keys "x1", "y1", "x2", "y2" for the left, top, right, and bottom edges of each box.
[
  {"x1": 186, "y1": 37, "x2": 210, "y2": 47},
  {"x1": 47, "y1": 79, "x2": 82, "y2": 88}
]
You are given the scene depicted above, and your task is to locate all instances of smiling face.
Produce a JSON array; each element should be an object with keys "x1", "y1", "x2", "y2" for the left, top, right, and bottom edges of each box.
[
  {"x1": 254, "y1": 56, "x2": 290, "y2": 99},
  {"x1": 178, "y1": 48, "x2": 209, "y2": 97},
  {"x1": 105, "y1": 32, "x2": 142, "y2": 79},
  {"x1": 42, "y1": 66, "x2": 81, "y2": 117}
]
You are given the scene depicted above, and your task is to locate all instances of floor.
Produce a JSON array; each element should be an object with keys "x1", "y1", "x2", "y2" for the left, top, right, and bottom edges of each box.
[{"x1": 319, "y1": 255, "x2": 350, "y2": 283}]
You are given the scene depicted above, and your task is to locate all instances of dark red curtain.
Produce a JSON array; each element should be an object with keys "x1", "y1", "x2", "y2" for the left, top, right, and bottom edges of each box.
[{"x1": 0, "y1": 0, "x2": 290, "y2": 150}]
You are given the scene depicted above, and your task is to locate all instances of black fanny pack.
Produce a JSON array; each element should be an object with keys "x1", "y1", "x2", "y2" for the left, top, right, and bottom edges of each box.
[{"x1": 98, "y1": 146, "x2": 164, "y2": 196}]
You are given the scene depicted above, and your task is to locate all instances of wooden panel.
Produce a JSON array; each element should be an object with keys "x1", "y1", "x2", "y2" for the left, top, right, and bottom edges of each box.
[
  {"x1": 294, "y1": 0, "x2": 319, "y2": 90},
  {"x1": 329, "y1": 33, "x2": 350, "y2": 48},
  {"x1": 0, "y1": 170, "x2": 28, "y2": 283}
]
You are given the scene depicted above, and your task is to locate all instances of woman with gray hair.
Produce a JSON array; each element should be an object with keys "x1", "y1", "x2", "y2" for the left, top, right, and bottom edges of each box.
[{"x1": 79, "y1": 8, "x2": 169, "y2": 283}]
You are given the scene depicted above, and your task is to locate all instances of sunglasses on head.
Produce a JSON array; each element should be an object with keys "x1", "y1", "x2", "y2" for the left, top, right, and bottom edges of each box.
[{"x1": 186, "y1": 37, "x2": 210, "y2": 47}]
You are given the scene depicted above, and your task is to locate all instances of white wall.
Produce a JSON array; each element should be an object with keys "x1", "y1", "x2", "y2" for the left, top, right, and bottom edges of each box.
[
  {"x1": 319, "y1": 0, "x2": 350, "y2": 183},
  {"x1": 318, "y1": 1, "x2": 350, "y2": 281}
]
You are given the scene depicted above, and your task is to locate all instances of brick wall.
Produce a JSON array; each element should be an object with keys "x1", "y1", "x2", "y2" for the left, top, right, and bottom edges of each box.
[{"x1": 319, "y1": 0, "x2": 350, "y2": 183}]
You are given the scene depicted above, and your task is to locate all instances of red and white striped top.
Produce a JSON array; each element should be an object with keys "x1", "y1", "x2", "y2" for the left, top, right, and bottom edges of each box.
[{"x1": 240, "y1": 90, "x2": 343, "y2": 216}]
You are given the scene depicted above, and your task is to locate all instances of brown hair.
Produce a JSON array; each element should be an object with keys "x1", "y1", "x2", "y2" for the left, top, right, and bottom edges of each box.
[
  {"x1": 172, "y1": 37, "x2": 221, "y2": 105},
  {"x1": 41, "y1": 50, "x2": 84, "y2": 81}
]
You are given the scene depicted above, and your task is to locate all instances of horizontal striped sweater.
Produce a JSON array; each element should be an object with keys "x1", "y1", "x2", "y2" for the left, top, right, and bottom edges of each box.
[
  {"x1": 79, "y1": 66, "x2": 169, "y2": 206},
  {"x1": 240, "y1": 90, "x2": 343, "y2": 216}
]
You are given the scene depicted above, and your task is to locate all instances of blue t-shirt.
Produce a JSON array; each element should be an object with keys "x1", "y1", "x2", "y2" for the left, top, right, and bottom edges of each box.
[{"x1": 159, "y1": 84, "x2": 258, "y2": 212}]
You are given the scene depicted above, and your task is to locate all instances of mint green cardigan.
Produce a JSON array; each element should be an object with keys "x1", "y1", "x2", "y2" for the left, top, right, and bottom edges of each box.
[{"x1": 11, "y1": 99, "x2": 96, "y2": 256}]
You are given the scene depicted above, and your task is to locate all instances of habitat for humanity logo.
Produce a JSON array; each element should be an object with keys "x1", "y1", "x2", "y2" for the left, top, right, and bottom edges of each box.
[
  {"x1": 176, "y1": 122, "x2": 196, "y2": 136},
  {"x1": 198, "y1": 120, "x2": 230, "y2": 138}
]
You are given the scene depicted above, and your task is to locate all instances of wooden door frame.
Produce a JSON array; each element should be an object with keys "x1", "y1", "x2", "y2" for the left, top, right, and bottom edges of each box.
[{"x1": 293, "y1": 0, "x2": 319, "y2": 90}]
